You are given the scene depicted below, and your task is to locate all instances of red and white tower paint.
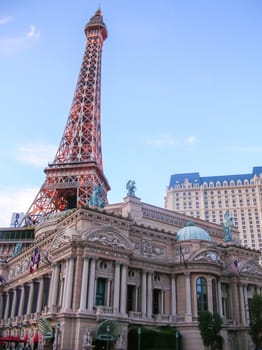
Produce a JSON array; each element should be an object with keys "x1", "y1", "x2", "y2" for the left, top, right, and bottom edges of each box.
[{"x1": 26, "y1": 9, "x2": 110, "y2": 223}]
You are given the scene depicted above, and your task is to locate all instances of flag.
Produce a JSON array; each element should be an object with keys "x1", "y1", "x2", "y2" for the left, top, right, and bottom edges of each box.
[
  {"x1": 30, "y1": 256, "x2": 35, "y2": 273},
  {"x1": 231, "y1": 259, "x2": 239, "y2": 277},
  {"x1": 0, "y1": 275, "x2": 6, "y2": 286},
  {"x1": 34, "y1": 247, "x2": 41, "y2": 268},
  {"x1": 30, "y1": 247, "x2": 41, "y2": 273}
]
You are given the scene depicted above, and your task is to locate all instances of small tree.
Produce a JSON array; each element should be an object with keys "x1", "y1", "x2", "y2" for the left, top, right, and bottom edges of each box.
[
  {"x1": 198, "y1": 311, "x2": 223, "y2": 350},
  {"x1": 249, "y1": 294, "x2": 262, "y2": 349}
]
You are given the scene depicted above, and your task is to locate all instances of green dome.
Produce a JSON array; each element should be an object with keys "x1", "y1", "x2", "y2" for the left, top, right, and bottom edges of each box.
[{"x1": 177, "y1": 221, "x2": 211, "y2": 241}]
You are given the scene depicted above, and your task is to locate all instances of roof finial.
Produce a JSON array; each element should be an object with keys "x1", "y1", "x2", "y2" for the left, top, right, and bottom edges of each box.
[
  {"x1": 95, "y1": 7, "x2": 102, "y2": 17},
  {"x1": 97, "y1": 1, "x2": 102, "y2": 15}
]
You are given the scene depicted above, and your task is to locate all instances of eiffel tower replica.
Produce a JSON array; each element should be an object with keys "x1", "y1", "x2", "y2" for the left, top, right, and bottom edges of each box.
[{"x1": 24, "y1": 9, "x2": 110, "y2": 225}]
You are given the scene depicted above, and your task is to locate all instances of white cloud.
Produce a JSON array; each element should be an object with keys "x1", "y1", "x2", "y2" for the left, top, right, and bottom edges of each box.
[
  {"x1": 145, "y1": 135, "x2": 177, "y2": 147},
  {"x1": 0, "y1": 24, "x2": 40, "y2": 55},
  {"x1": 227, "y1": 146, "x2": 262, "y2": 153},
  {"x1": 15, "y1": 143, "x2": 57, "y2": 167},
  {"x1": 185, "y1": 136, "x2": 198, "y2": 145},
  {"x1": 27, "y1": 25, "x2": 40, "y2": 40},
  {"x1": 0, "y1": 16, "x2": 12, "y2": 25},
  {"x1": 0, "y1": 186, "x2": 38, "y2": 227},
  {"x1": 145, "y1": 135, "x2": 199, "y2": 147}
]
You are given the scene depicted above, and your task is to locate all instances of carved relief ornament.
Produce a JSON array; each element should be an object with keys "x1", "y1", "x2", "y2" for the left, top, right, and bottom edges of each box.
[
  {"x1": 193, "y1": 250, "x2": 223, "y2": 264},
  {"x1": 84, "y1": 228, "x2": 130, "y2": 251},
  {"x1": 241, "y1": 261, "x2": 262, "y2": 275},
  {"x1": 51, "y1": 227, "x2": 79, "y2": 250}
]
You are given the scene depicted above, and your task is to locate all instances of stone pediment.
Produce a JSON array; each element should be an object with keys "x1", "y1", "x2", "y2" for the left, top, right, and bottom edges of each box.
[
  {"x1": 239, "y1": 259, "x2": 262, "y2": 276},
  {"x1": 8, "y1": 258, "x2": 30, "y2": 280},
  {"x1": 51, "y1": 227, "x2": 79, "y2": 251},
  {"x1": 191, "y1": 249, "x2": 223, "y2": 264},
  {"x1": 83, "y1": 226, "x2": 132, "y2": 251}
]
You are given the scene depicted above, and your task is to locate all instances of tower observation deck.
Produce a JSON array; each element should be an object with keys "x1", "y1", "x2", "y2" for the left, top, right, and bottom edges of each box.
[{"x1": 25, "y1": 9, "x2": 110, "y2": 224}]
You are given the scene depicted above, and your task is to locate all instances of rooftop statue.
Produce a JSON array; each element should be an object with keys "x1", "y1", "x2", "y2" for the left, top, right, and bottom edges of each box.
[
  {"x1": 82, "y1": 329, "x2": 93, "y2": 350},
  {"x1": 222, "y1": 210, "x2": 234, "y2": 242},
  {"x1": 126, "y1": 180, "x2": 136, "y2": 197},
  {"x1": 12, "y1": 242, "x2": 23, "y2": 257},
  {"x1": 89, "y1": 183, "x2": 106, "y2": 208}
]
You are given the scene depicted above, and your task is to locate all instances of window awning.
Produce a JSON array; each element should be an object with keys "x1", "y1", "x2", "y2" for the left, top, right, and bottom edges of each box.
[
  {"x1": 37, "y1": 317, "x2": 53, "y2": 338},
  {"x1": 0, "y1": 336, "x2": 20, "y2": 343},
  {"x1": 96, "y1": 320, "x2": 120, "y2": 341}
]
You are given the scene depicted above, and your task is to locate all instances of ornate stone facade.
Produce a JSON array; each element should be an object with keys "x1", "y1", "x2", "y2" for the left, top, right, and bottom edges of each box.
[
  {"x1": 1, "y1": 7, "x2": 261, "y2": 350},
  {"x1": 0, "y1": 197, "x2": 262, "y2": 349}
]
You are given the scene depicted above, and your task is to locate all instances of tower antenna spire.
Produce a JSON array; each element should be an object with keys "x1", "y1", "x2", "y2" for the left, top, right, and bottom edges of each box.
[{"x1": 24, "y1": 9, "x2": 110, "y2": 225}]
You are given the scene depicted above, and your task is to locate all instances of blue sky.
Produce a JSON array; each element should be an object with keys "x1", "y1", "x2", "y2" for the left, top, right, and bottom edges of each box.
[{"x1": 0, "y1": 0, "x2": 262, "y2": 226}]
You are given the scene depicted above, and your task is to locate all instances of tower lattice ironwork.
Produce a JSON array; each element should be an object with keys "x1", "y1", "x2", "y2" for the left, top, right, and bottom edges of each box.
[{"x1": 25, "y1": 9, "x2": 110, "y2": 224}]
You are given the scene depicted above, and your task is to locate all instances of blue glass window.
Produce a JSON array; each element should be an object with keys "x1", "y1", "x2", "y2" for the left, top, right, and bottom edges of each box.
[{"x1": 196, "y1": 277, "x2": 208, "y2": 312}]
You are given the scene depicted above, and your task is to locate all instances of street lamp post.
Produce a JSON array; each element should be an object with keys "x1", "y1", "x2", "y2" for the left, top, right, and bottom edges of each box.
[
  {"x1": 175, "y1": 331, "x2": 179, "y2": 350},
  {"x1": 18, "y1": 322, "x2": 23, "y2": 350},
  {"x1": 106, "y1": 325, "x2": 110, "y2": 350},
  {"x1": 7, "y1": 322, "x2": 12, "y2": 350},
  {"x1": 53, "y1": 322, "x2": 61, "y2": 350},
  {"x1": 8, "y1": 322, "x2": 12, "y2": 336},
  {"x1": 137, "y1": 327, "x2": 141, "y2": 350}
]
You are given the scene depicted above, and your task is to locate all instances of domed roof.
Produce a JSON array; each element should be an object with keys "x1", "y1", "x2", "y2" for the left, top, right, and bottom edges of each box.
[{"x1": 177, "y1": 221, "x2": 211, "y2": 241}]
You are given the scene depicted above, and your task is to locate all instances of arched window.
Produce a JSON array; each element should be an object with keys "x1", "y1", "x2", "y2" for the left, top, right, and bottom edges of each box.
[
  {"x1": 153, "y1": 289, "x2": 162, "y2": 315},
  {"x1": 196, "y1": 277, "x2": 208, "y2": 312},
  {"x1": 96, "y1": 277, "x2": 106, "y2": 306}
]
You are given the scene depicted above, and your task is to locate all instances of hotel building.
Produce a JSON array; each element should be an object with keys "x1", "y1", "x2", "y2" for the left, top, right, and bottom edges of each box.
[{"x1": 165, "y1": 167, "x2": 262, "y2": 253}]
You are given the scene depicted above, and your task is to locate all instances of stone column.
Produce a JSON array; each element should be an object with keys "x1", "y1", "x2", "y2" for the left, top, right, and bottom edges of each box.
[
  {"x1": 37, "y1": 278, "x2": 44, "y2": 313},
  {"x1": 147, "y1": 272, "x2": 152, "y2": 318},
  {"x1": 48, "y1": 267, "x2": 55, "y2": 308},
  {"x1": 87, "y1": 258, "x2": 96, "y2": 311},
  {"x1": 49, "y1": 263, "x2": 60, "y2": 312},
  {"x1": 231, "y1": 281, "x2": 240, "y2": 324},
  {"x1": 27, "y1": 282, "x2": 34, "y2": 315},
  {"x1": 62, "y1": 260, "x2": 69, "y2": 310},
  {"x1": 4, "y1": 292, "x2": 10, "y2": 319},
  {"x1": 207, "y1": 277, "x2": 213, "y2": 313},
  {"x1": 113, "y1": 262, "x2": 121, "y2": 313},
  {"x1": 243, "y1": 284, "x2": 249, "y2": 323},
  {"x1": 11, "y1": 289, "x2": 17, "y2": 317},
  {"x1": 72, "y1": 253, "x2": 83, "y2": 310},
  {"x1": 160, "y1": 290, "x2": 164, "y2": 314},
  {"x1": 135, "y1": 286, "x2": 139, "y2": 312},
  {"x1": 185, "y1": 272, "x2": 192, "y2": 322},
  {"x1": 106, "y1": 279, "x2": 111, "y2": 307},
  {"x1": 58, "y1": 275, "x2": 64, "y2": 308},
  {"x1": 52, "y1": 264, "x2": 60, "y2": 307},
  {"x1": 79, "y1": 257, "x2": 89, "y2": 311},
  {"x1": 141, "y1": 270, "x2": 147, "y2": 317},
  {"x1": 18, "y1": 286, "x2": 25, "y2": 316},
  {"x1": 217, "y1": 279, "x2": 223, "y2": 317},
  {"x1": 0, "y1": 292, "x2": 2, "y2": 320},
  {"x1": 171, "y1": 274, "x2": 177, "y2": 316},
  {"x1": 239, "y1": 284, "x2": 246, "y2": 325},
  {"x1": 120, "y1": 264, "x2": 127, "y2": 315},
  {"x1": 64, "y1": 257, "x2": 75, "y2": 310}
]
